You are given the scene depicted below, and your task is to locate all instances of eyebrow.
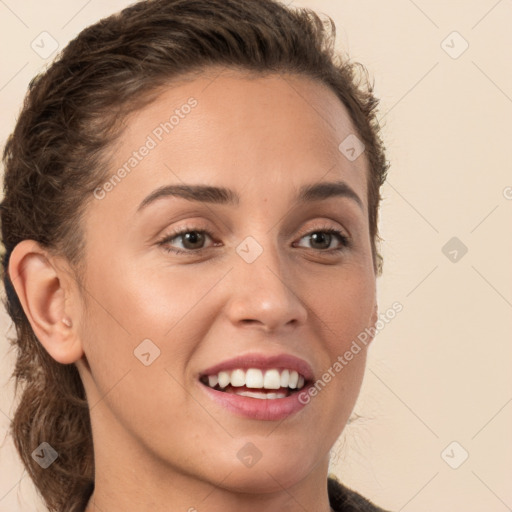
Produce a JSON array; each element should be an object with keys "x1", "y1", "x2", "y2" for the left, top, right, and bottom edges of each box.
[{"x1": 136, "y1": 180, "x2": 363, "y2": 212}]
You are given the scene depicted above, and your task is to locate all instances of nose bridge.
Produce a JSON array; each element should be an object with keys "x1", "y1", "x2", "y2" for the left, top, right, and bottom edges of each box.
[{"x1": 227, "y1": 232, "x2": 307, "y2": 331}]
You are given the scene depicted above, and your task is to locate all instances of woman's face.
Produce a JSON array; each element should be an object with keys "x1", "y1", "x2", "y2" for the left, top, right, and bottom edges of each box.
[{"x1": 76, "y1": 69, "x2": 377, "y2": 494}]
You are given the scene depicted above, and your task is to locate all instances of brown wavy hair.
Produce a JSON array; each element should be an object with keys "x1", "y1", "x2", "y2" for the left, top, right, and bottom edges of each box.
[{"x1": 0, "y1": 0, "x2": 389, "y2": 510}]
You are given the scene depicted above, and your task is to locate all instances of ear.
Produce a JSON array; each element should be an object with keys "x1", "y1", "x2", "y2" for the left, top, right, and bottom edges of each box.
[{"x1": 8, "y1": 240, "x2": 84, "y2": 364}]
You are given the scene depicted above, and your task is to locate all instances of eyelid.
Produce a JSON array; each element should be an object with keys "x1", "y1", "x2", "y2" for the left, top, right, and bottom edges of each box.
[{"x1": 295, "y1": 220, "x2": 350, "y2": 241}]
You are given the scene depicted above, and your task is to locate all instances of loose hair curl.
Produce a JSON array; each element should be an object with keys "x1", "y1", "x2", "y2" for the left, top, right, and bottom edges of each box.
[{"x1": 0, "y1": 0, "x2": 389, "y2": 510}]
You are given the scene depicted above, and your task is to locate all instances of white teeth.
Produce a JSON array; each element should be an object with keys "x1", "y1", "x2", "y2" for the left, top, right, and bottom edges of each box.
[
  {"x1": 236, "y1": 390, "x2": 267, "y2": 399},
  {"x1": 245, "y1": 368, "x2": 264, "y2": 388},
  {"x1": 234, "y1": 390, "x2": 287, "y2": 400},
  {"x1": 263, "y1": 369, "x2": 281, "y2": 389},
  {"x1": 218, "y1": 371, "x2": 230, "y2": 388},
  {"x1": 204, "y1": 367, "x2": 306, "y2": 391},
  {"x1": 230, "y1": 369, "x2": 245, "y2": 387}
]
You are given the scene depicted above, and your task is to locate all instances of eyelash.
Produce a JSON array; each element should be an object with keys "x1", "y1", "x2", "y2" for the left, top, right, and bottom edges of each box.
[{"x1": 156, "y1": 223, "x2": 351, "y2": 256}]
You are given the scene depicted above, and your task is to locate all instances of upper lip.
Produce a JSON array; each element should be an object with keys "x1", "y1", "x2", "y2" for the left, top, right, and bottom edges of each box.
[{"x1": 199, "y1": 352, "x2": 315, "y2": 382}]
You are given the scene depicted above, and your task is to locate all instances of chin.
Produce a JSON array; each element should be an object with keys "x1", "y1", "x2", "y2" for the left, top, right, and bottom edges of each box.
[
  {"x1": 221, "y1": 468, "x2": 307, "y2": 494},
  {"x1": 208, "y1": 450, "x2": 315, "y2": 494}
]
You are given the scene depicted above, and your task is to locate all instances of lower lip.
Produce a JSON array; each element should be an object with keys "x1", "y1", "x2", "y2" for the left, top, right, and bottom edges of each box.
[{"x1": 198, "y1": 382, "x2": 311, "y2": 421}]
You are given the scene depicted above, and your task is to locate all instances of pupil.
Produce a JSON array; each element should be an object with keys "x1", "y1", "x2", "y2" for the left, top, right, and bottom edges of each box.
[
  {"x1": 311, "y1": 232, "x2": 330, "y2": 249},
  {"x1": 184, "y1": 232, "x2": 203, "y2": 249}
]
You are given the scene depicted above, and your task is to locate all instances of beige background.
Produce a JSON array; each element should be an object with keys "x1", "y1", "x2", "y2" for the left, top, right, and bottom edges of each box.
[{"x1": 1, "y1": 1, "x2": 511, "y2": 510}]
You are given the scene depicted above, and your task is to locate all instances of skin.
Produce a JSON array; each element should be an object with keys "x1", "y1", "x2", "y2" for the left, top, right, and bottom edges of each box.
[{"x1": 9, "y1": 68, "x2": 378, "y2": 512}]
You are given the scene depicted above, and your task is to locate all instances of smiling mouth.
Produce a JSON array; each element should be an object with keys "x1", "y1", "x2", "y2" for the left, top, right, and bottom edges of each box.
[{"x1": 199, "y1": 367, "x2": 308, "y2": 400}]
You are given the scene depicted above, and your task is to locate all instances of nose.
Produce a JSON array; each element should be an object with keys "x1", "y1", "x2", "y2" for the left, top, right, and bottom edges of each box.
[{"x1": 224, "y1": 236, "x2": 308, "y2": 334}]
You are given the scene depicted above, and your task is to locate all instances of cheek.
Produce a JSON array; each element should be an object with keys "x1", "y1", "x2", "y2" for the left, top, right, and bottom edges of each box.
[
  {"x1": 300, "y1": 264, "x2": 375, "y2": 409},
  {"x1": 82, "y1": 256, "x2": 212, "y2": 342},
  {"x1": 304, "y1": 264, "x2": 375, "y2": 341},
  {"x1": 77, "y1": 262, "x2": 193, "y2": 440},
  {"x1": 77, "y1": 259, "x2": 225, "y2": 400}
]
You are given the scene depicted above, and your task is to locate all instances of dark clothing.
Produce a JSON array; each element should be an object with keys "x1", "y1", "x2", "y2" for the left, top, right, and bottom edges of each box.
[{"x1": 328, "y1": 477, "x2": 391, "y2": 512}]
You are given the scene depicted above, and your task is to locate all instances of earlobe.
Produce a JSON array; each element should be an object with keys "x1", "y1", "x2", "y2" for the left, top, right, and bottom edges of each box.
[{"x1": 8, "y1": 240, "x2": 84, "y2": 364}]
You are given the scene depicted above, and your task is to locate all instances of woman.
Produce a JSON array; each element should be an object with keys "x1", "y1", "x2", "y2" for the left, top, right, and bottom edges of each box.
[{"x1": 1, "y1": 0, "x2": 390, "y2": 510}]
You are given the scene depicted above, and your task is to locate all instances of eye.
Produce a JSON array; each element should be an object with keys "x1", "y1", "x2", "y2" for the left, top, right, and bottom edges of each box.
[
  {"x1": 294, "y1": 226, "x2": 350, "y2": 253},
  {"x1": 157, "y1": 226, "x2": 216, "y2": 255},
  {"x1": 156, "y1": 224, "x2": 351, "y2": 256}
]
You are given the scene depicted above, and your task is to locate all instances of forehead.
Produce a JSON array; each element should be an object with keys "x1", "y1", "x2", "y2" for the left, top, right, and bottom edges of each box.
[{"x1": 91, "y1": 69, "x2": 369, "y2": 220}]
